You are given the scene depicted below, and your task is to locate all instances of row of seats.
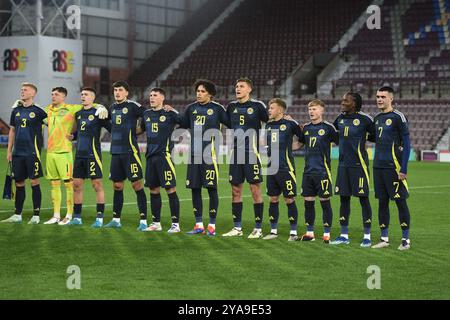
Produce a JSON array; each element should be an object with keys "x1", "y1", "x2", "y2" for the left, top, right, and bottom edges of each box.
[
  {"x1": 291, "y1": 100, "x2": 450, "y2": 151},
  {"x1": 340, "y1": 0, "x2": 450, "y2": 87},
  {"x1": 132, "y1": 98, "x2": 449, "y2": 152},
  {"x1": 162, "y1": 0, "x2": 371, "y2": 87},
  {"x1": 128, "y1": 0, "x2": 235, "y2": 87}
]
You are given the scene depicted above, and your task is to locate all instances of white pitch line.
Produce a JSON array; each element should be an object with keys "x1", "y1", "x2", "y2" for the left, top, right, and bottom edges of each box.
[
  {"x1": 407, "y1": 185, "x2": 450, "y2": 190},
  {"x1": 410, "y1": 191, "x2": 446, "y2": 194},
  {"x1": 1, "y1": 184, "x2": 449, "y2": 214},
  {"x1": 367, "y1": 185, "x2": 450, "y2": 192},
  {"x1": 0, "y1": 195, "x2": 253, "y2": 213}
]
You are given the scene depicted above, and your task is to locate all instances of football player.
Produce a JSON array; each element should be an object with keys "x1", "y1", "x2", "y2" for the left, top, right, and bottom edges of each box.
[
  {"x1": 371, "y1": 86, "x2": 411, "y2": 250},
  {"x1": 103, "y1": 81, "x2": 148, "y2": 231},
  {"x1": 2, "y1": 83, "x2": 46, "y2": 224},
  {"x1": 68, "y1": 87, "x2": 110, "y2": 227},
  {"x1": 263, "y1": 98, "x2": 302, "y2": 241}
]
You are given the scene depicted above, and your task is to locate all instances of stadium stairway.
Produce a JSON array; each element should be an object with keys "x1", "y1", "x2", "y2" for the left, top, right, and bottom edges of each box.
[
  {"x1": 336, "y1": 0, "x2": 450, "y2": 95},
  {"x1": 128, "y1": 0, "x2": 235, "y2": 90},
  {"x1": 436, "y1": 125, "x2": 450, "y2": 150}
]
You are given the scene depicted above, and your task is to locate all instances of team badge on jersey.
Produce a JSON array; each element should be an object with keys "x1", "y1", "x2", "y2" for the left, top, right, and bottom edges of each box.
[
  {"x1": 122, "y1": 107, "x2": 128, "y2": 114},
  {"x1": 318, "y1": 129, "x2": 325, "y2": 136},
  {"x1": 207, "y1": 109, "x2": 214, "y2": 116},
  {"x1": 353, "y1": 119, "x2": 360, "y2": 126},
  {"x1": 88, "y1": 115, "x2": 95, "y2": 121},
  {"x1": 247, "y1": 108, "x2": 254, "y2": 115},
  {"x1": 233, "y1": 109, "x2": 238, "y2": 113},
  {"x1": 280, "y1": 125, "x2": 287, "y2": 131},
  {"x1": 29, "y1": 112, "x2": 35, "y2": 119},
  {"x1": 159, "y1": 116, "x2": 166, "y2": 122},
  {"x1": 386, "y1": 119, "x2": 392, "y2": 126}
]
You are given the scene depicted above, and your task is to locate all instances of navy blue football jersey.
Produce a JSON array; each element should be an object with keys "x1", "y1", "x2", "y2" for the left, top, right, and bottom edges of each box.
[
  {"x1": 141, "y1": 108, "x2": 182, "y2": 157},
  {"x1": 9, "y1": 105, "x2": 47, "y2": 157},
  {"x1": 333, "y1": 112, "x2": 375, "y2": 168},
  {"x1": 266, "y1": 118, "x2": 302, "y2": 172},
  {"x1": 109, "y1": 100, "x2": 144, "y2": 155},
  {"x1": 179, "y1": 101, "x2": 230, "y2": 158},
  {"x1": 373, "y1": 110, "x2": 409, "y2": 170},
  {"x1": 75, "y1": 107, "x2": 110, "y2": 159},
  {"x1": 299, "y1": 121, "x2": 339, "y2": 176},
  {"x1": 227, "y1": 99, "x2": 268, "y2": 154}
]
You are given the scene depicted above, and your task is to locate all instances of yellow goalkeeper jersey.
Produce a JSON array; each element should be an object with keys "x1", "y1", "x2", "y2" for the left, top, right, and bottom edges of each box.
[{"x1": 45, "y1": 103, "x2": 83, "y2": 153}]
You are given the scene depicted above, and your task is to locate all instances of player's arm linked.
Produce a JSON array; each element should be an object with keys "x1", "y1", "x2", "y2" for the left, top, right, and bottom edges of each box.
[
  {"x1": 93, "y1": 103, "x2": 109, "y2": 119},
  {"x1": 11, "y1": 100, "x2": 24, "y2": 108}
]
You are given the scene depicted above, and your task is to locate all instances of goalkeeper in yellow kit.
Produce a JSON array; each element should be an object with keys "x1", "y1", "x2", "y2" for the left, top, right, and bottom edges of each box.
[{"x1": 43, "y1": 87, "x2": 108, "y2": 225}]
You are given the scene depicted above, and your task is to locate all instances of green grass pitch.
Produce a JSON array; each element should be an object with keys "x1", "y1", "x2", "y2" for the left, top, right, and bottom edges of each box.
[{"x1": 0, "y1": 148, "x2": 449, "y2": 300}]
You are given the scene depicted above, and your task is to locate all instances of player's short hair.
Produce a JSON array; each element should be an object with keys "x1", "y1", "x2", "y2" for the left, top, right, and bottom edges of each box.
[
  {"x1": 378, "y1": 86, "x2": 394, "y2": 94},
  {"x1": 307, "y1": 99, "x2": 325, "y2": 109},
  {"x1": 269, "y1": 98, "x2": 287, "y2": 110},
  {"x1": 21, "y1": 82, "x2": 37, "y2": 93},
  {"x1": 113, "y1": 80, "x2": 130, "y2": 92},
  {"x1": 194, "y1": 79, "x2": 217, "y2": 96},
  {"x1": 150, "y1": 87, "x2": 166, "y2": 97},
  {"x1": 346, "y1": 91, "x2": 363, "y2": 112},
  {"x1": 236, "y1": 77, "x2": 253, "y2": 89},
  {"x1": 81, "y1": 87, "x2": 96, "y2": 96},
  {"x1": 52, "y1": 87, "x2": 68, "y2": 96}
]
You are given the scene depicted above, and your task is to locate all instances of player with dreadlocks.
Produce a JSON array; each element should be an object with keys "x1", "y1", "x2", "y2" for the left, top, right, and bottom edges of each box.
[{"x1": 331, "y1": 92, "x2": 376, "y2": 247}]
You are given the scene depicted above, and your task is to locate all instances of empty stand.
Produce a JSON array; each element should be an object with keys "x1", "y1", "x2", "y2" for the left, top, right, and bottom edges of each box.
[
  {"x1": 161, "y1": 0, "x2": 370, "y2": 87},
  {"x1": 128, "y1": 0, "x2": 235, "y2": 88},
  {"x1": 340, "y1": 0, "x2": 450, "y2": 91}
]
